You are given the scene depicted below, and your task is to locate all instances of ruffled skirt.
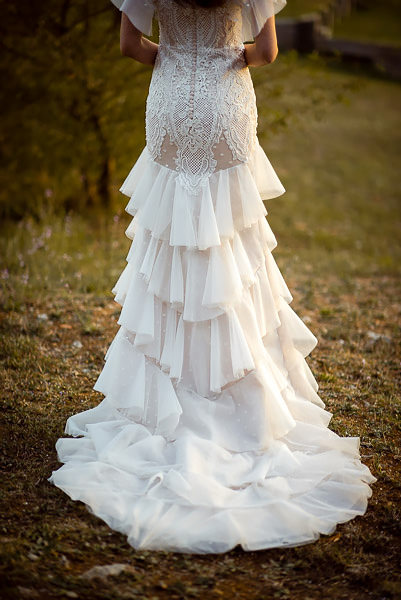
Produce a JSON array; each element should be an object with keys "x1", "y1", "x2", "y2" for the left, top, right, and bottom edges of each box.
[{"x1": 47, "y1": 142, "x2": 377, "y2": 554}]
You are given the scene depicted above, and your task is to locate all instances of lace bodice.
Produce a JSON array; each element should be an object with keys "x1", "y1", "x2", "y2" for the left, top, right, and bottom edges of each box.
[
  {"x1": 156, "y1": 0, "x2": 244, "y2": 49},
  {"x1": 112, "y1": 0, "x2": 287, "y2": 193},
  {"x1": 147, "y1": 0, "x2": 257, "y2": 193}
]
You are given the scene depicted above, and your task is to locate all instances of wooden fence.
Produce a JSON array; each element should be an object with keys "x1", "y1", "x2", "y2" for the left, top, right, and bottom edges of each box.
[{"x1": 275, "y1": 2, "x2": 401, "y2": 80}]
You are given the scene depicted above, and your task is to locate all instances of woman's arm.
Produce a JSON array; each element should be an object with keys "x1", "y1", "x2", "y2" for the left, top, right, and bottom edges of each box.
[
  {"x1": 120, "y1": 13, "x2": 158, "y2": 65},
  {"x1": 244, "y1": 16, "x2": 278, "y2": 67}
]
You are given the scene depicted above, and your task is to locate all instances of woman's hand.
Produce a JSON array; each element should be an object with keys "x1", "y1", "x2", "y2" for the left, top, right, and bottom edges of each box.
[
  {"x1": 120, "y1": 13, "x2": 158, "y2": 66},
  {"x1": 244, "y1": 16, "x2": 279, "y2": 67}
]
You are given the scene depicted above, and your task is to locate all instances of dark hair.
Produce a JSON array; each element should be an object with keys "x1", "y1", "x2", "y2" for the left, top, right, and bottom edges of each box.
[{"x1": 173, "y1": 0, "x2": 227, "y2": 7}]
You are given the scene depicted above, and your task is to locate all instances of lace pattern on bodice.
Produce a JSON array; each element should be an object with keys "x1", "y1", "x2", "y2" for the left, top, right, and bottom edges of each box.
[{"x1": 146, "y1": 0, "x2": 258, "y2": 194}]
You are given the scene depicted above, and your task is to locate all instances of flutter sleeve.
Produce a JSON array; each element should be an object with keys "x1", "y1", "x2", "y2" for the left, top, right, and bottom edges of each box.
[
  {"x1": 242, "y1": 0, "x2": 287, "y2": 42},
  {"x1": 110, "y1": 0, "x2": 155, "y2": 36}
]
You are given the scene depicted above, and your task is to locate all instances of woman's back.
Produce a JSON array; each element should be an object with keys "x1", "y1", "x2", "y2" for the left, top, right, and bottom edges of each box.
[{"x1": 156, "y1": 0, "x2": 244, "y2": 50}]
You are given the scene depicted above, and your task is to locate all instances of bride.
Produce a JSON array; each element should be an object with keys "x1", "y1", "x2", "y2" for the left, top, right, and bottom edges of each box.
[{"x1": 48, "y1": 0, "x2": 377, "y2": 554}]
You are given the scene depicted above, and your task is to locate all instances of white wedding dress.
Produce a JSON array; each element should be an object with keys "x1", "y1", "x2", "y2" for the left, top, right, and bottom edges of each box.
[{"x1": 48, "y1": 0, "x2": 377, "y2": 554}]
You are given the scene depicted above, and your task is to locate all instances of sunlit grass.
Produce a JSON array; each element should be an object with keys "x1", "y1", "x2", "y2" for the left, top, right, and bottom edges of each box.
[
  {"x1": 0, "y1": 210, "x2": 131, "y2": 311},
  {"x1": 254, "y1": 51, "x2": 401, "y2": 281}
]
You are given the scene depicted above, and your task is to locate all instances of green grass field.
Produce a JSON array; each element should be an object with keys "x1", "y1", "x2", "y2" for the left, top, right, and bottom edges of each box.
[
  {"x1": 1, "y1": 50, "x2": 400, "y2": 599},
  {"x1": 281, "y1": 0, "x2": 401, "y2": 47},
  {"x1": 333, "y1": 0, "x2": 401, "y2": 47}
]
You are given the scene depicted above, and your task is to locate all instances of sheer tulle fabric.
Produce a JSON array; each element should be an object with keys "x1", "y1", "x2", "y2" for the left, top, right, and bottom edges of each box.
[{"x1": 110, "y1": 0, "x2": 288, "y2": 40}]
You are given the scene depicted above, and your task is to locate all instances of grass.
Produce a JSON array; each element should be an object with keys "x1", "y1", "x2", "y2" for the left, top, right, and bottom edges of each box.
[
  {"x1": 253, "y1": 51, "x2": 401, "y2": 280},
  {"x1": 0, "y1": 213, "x2": 127, "y2": 310},
  {"x1": 279, "y1": 0, "x2": 332, "y2": 18},
  {"x1": 280, "y1": 0, "x2": 401, "y2": 47},
  {"x1": 333, "y1": 0, "x2": 401, "y2": 47},
  {"x1": 1, "y1": 51, "x2": 401, "y2": 599}
]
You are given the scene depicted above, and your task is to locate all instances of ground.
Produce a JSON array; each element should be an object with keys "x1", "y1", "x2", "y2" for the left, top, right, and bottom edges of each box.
[{"x1": 1, "y1": 52, "x2": 400, "y2": 599}]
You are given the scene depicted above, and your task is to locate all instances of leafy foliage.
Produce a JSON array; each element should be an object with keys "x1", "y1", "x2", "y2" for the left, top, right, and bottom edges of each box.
[{"x1": 0, "y1": 0, "x2": 152, "y2": 219}]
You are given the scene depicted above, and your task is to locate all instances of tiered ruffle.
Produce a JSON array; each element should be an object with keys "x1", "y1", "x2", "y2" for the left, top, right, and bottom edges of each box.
[{"x1": 48, "y1": 143, "x2": 377, "y2": 554}]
